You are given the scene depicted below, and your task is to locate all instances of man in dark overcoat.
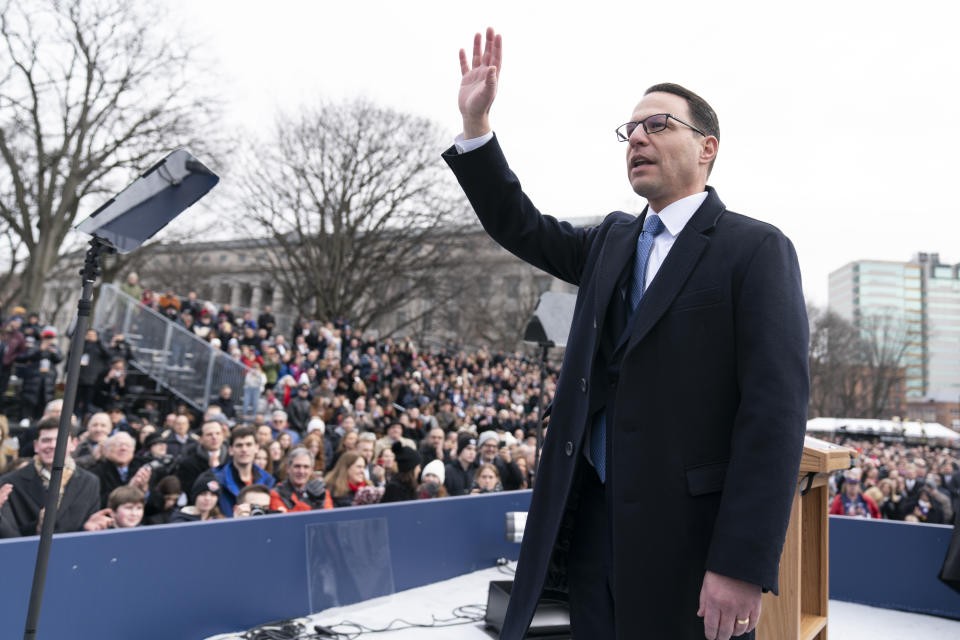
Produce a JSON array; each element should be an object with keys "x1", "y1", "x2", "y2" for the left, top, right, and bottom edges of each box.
[{"x1": 443, "y1": 29, "x2": 809, "y2": 640}]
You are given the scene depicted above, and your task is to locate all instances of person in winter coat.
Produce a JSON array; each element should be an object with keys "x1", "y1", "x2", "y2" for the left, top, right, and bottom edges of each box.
[
  {"x1": 269, "y1": 448, "x2": 332, "y2": 512},
  {"x1": 380, "y1": 442, "x2": 422, "y2": 504},
  {"x1": 171, "y1": 476, "x2": 224, "y2": 523},
  {"x1": 324, "y1": 451, "x2": 372, "y2": 508},
  {"x1": 76, "y1": 329, "x2": 111, "y2": 419},
  {"x1": 16, "y1": 328, "x2": 63, "y2": 421}
]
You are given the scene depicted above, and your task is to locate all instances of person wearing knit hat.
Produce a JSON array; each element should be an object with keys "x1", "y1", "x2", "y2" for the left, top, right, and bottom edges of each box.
[
  {"x1": 171, "y1": 477, "x2": 223, "y2": 522},
  {"x1": 445, "y1": 433, "x2": 479, "y2": 496},
  {"x1": 381, "y1": 442, "x2": 422, "y2": 504},
  {"x1": 418, "y1": 458, "x2": 450, "y2": 499},
  {"x1": 420, "y1": 459, "x2": 446, "y2": 486}
]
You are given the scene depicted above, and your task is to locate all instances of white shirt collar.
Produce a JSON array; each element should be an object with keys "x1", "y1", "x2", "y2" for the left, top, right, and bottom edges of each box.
[{"x1": 648, "y1": 191, "x2": 709, "y2": 237}]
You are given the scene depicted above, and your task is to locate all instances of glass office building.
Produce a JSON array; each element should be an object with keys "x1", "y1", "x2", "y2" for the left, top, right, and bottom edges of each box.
[{"x1": 828, "y1": 253, "x2": 960, "y2": 400}]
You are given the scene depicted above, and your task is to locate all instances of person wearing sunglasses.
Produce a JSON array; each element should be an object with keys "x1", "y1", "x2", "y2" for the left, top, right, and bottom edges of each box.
[{"x1": 443, "y1": 28, "x2": 808, "y2": 640}]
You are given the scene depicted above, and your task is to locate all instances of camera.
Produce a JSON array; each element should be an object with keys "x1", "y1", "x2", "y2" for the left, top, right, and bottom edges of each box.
[{"x1": 249, "y1": 505, "x2": 267, "y2": 517}]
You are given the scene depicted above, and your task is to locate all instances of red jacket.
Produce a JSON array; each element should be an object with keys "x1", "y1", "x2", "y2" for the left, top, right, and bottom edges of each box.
[{"x1": 830, "y1": 492, "x2": 881, "y2": 519}]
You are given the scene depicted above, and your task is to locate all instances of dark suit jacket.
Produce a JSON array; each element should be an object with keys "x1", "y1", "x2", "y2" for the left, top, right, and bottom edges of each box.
[
  {"x1": 0, "y1": 463, "x2": 101, "y2": 537},
  {"x1": 443, "y1": 137, "x2": 809, "y2": 639}
]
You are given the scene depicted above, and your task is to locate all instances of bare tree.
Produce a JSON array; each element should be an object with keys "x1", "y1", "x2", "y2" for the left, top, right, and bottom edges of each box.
[
  {"x1": 238, "y1": 98, "x2": 473, "y2": 333},
  {"x1": 807, "y1": 303, "x2": 909, "y2": 419},
  {"x1": 0, "y1": 0, "x2": 222, "y2": 311}
]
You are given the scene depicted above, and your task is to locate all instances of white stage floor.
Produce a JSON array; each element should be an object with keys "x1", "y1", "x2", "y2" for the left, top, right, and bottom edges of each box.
[{"x1": 209, "y1": 565, "x2": 960, "y2": 639}]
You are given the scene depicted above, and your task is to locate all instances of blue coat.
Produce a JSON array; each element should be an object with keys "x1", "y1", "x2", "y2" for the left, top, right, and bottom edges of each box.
[
  {"x1": 443, "y1": 137, "x2": 809, "y2": 639},
  {"x1": 200, "y1": 461, "x2": 275, "y2": 517}
]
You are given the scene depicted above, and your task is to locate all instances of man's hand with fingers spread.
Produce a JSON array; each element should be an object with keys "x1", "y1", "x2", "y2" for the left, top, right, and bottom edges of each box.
[{"x1": 458, "y1": 27, "x2": 503, "y2": 139}]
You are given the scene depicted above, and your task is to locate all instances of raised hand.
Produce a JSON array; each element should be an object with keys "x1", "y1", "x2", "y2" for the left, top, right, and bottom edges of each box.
[
  {"x1": 129, "y1": 465, "x2": 151, "y2": 492},
  {"x1": 458, "y1": 27, "x2": 503, "y2": 138},
  {"x1": 0, "y1": 483, "x2": 13, "y2": 509}
]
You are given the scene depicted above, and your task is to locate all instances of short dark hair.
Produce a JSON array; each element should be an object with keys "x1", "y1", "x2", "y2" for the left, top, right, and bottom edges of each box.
[
  {"x1": 644, "y1": 82, "x2": 719, "y2": 175},
  {"x1": 37, "y1": 416, "x2": 74, "y2": 438},
  {"x1": 237, "y1": 483, "x2": 271, "y2": 503},
  {"x1": 230, "y1": 425, "x2": 256, "y2": 445}
]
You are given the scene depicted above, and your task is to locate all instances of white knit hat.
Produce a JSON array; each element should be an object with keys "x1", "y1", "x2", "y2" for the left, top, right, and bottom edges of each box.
[
  {"x1": 420, "y1": 459, "x2": 446, "y2": 485},
  {"x1": 307, "y1": 417, "x2": 325, "y2": 435}
]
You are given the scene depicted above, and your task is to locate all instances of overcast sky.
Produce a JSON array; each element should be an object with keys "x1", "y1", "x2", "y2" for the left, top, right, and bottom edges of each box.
[{"x1": 168, "y1": 0, "x2": 959, "y2": 305}]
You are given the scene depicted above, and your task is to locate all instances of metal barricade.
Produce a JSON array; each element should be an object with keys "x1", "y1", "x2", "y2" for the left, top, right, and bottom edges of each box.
[{"x1": 93, "y1": 284, "x2": 251, "y2": 411}]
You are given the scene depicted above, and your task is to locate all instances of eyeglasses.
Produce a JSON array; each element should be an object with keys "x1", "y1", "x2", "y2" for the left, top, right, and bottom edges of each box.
[{"x1": 615, "y1": 113, "x2": 707, "y2": 141}]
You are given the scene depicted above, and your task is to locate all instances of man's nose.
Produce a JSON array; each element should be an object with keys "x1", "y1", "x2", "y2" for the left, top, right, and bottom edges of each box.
[{"x1": 629, "y1": 125, "x2": 650, "y2": 146}]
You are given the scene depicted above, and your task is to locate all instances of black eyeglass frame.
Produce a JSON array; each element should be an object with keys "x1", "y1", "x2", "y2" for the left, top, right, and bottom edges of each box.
[{"x1": 615, "y1": 113, "x2": 707, "y2": 141}]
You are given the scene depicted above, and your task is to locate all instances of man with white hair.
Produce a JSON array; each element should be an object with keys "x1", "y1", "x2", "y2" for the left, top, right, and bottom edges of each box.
[
  {"x1": 272, "y1": 410, "x2": 301, "y2": 445},
  {"x1": 90, "y1": 431, "x2": 149, "y2": 508}
]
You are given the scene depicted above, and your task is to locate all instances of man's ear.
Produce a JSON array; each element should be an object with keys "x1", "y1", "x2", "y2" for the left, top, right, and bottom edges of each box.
[{"x1": 700, "y1": 136, "x2": 718, "y2": 167}]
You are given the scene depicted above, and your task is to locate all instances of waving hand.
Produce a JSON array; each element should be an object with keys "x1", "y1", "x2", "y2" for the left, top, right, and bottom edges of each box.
[{"x1": 458, "y1": 27, "x2": 503, "y2": 138}]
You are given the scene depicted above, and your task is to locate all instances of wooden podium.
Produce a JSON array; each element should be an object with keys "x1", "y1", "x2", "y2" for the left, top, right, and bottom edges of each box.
[{"x1": 758, "y1": 436, "x2": 854, "y2": 640}]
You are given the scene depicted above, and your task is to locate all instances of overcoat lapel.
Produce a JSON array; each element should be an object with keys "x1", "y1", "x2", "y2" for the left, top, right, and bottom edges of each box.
[
  {"x1": 22, "y1": 467, "x2": 47, "y2": 509},
  {"x1": 591, "y1": 214, "x2": 644, "y2": 346},
  {"x1": 615, "y1": 190, "x2": 726, "y2": 357}
]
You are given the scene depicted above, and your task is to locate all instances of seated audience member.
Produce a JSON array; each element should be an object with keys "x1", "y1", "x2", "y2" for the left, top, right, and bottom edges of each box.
[
  {"x1": 135, "y1": 432, "x2": 177, "y2": 488},
  {"x1": 325, "y1": 451, "x2": 375, "y2": 508},
  {"x1": 254, "y1": 446, "x2": 271, "y2": 474},
  {"x1": 233, "y1": 483, "x2": 274, "y2": 517},
  {"x1": 162, "y1": 414, "x2": 197, "y2": 459},
  {"x1": 374, "y1": 421, "x2": 415, "y2": 461},
  {"x1": 830, "y1": 469, "x2": 880, "y2": 519},
  {"x1": 176, "y1": 419, "x2": 228, "y2": 492},
  {"x1": 471, "y1": 463, "x2": 503, "y2": 494},
  {"x1": 90, "y1": 431, "x2": 149, "y2": 508},
  {"x1": 144, "y1": 475, "x2": 183, "y2": 525},
  {"x1": 255, "y1": 424, "x2": 274, "y2": 448},
  {"x1": 418, "y1": 459, "x2": 449, "y2": 499},
  {"x1": 173, "y1": 478, "x2": 224, "y2": 523},
  {"x1": 330, "y1": 430, "x2": 359, "y2": 470},
  {"x1": 195, "y1": 426, "x2": 275, "y2": 517},
  {"x1": 909, "y1": 488, "x2": 945, "y2": 524},
  {"x1": 381, "y1": 443, "x2": 422, "y2": 504},
  {"x1": 106, "y1": 485, "x2": 145, "y2": 529},
  {"x1": 271, "y1": 410, "x2": 301, "y2": 445},
  {"x1": 476, "y1": 430, "x2": 523, "y2": 490},
  {"x1": 269, "y1": 448, "x2": 332, "y2": 512},
  {"x1": 418, "y1": 427, "x2": 450, "y2": 467},
  {"x1": 73, "y1": 412, "x2": 112, "y2": 469},
  {"x1": 302, "y1": 431, "x2": 327, "y2": 476},
  {"x1": 0, "y1": 418, "x2": 105, "y2": 537},
  {"x1": 444, "y1": 434, "x2": 478, "y2": 497}
]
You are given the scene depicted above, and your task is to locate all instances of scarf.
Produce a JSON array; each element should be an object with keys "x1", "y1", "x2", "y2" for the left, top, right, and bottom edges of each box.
[{"x1": 34, "y1": 455, "x2": 76, "y2": 510}]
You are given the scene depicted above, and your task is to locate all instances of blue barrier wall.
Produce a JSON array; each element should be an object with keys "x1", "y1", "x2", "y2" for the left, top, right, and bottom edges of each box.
[
  {"x1": 828, "y1": 515, "x2": 959, "y2": 618},
  {"x1": 0, "y1": 492, "x2": 532, "y2": 640},
  {"x1": 1, "y1": 494, "x2": 957, "y2": 640}
]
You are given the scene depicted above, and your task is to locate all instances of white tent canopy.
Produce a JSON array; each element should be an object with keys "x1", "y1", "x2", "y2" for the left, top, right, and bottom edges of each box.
[{"x1": 807, "y1": 417, "x2": 960, "y2": 444}]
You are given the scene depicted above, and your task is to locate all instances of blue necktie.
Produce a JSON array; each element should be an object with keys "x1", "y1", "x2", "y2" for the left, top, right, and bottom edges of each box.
[{"x1": 590, "y1": 214, "x2": 665, "y2": 482}]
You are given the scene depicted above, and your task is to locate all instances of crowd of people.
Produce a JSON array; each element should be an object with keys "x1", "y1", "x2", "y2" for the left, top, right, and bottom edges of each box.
[
  {"x1": 826, "y1": 437, "x2": 960, "y2": 525},
  {"x1": 5, "y1": 280, "x2": 960, "y2": 537},
  {"x1": 0, "y1": 279, "x2": 556, "y2": 536}
]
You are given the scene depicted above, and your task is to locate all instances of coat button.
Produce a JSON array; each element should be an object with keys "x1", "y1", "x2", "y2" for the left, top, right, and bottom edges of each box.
[
  {"x1": 565, "y1": 441, "x2": 574, "y2": 456},
  {"x1": 580, "y1": 378, "x2": 587, "y2": 393},
  {"x1": 593, "y1": 317, "x2": 597, "y2": 329}
]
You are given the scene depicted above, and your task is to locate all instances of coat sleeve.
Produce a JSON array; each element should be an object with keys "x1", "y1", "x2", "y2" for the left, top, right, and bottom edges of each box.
[
  {"x1": 704, "y1": 231, "x2": 809, "y2": 594},
  {"x1": 442, "y1": 136, "x2": 598, "y2": 287}
]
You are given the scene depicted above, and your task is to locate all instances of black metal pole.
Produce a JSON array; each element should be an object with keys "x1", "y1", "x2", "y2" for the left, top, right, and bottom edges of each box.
[
  {"x1": 23, "y1": 238, "x2": 109, "y2": 640},
  {"x1": 534, "y1": 342, "x2": 550, "y2": 475}
]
